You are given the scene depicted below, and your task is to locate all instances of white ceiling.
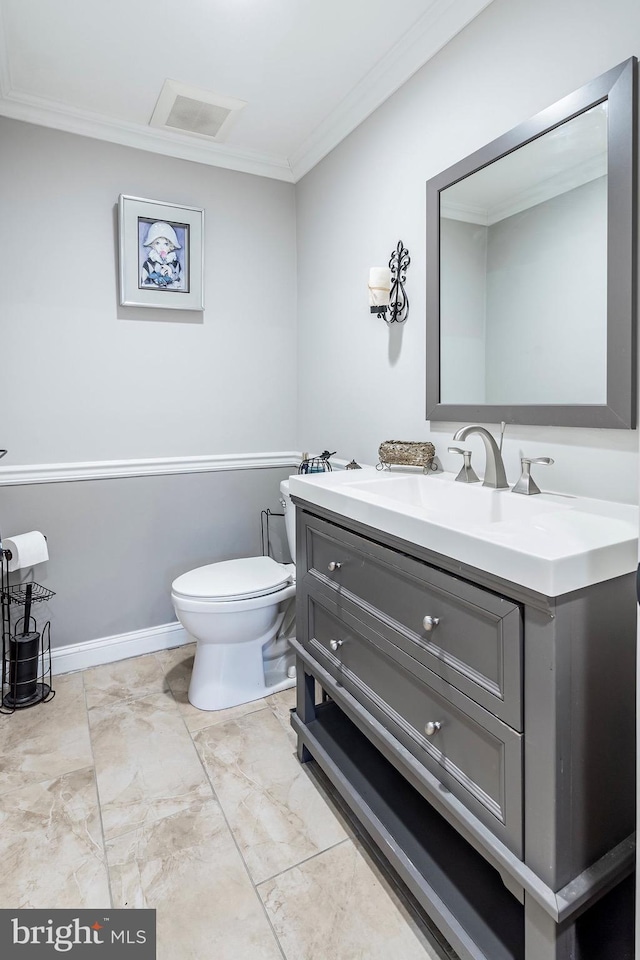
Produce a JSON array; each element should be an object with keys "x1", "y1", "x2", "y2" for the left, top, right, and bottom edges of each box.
[{"x1": 0, "y1": 0, "x2": 494, "y2": 182}]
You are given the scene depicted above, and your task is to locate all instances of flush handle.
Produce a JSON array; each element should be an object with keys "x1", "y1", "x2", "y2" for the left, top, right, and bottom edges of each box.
[
  {"x1": 327, "y1": 561, "x2": 343, "y2": 572},
  {"x1": 425, "y1": 721, "x2": 442, "y2": 737},
  {"x1": 329, "y1": 639, "x2": 344, "y2": 652},
  {"x1": 423, "y1": 616, "x2": 440, "y2": 631}
]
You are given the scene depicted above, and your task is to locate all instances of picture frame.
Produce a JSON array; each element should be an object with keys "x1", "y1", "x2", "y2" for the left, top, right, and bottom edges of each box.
[{"x1": 118, "y1": 195, "x2": 204, "y2": 310}]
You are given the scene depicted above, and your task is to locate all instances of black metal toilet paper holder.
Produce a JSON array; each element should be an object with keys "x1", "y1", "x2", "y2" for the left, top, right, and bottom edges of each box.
[{"x1": 1, "y1": 559, "x2": 55, "y2": 714}]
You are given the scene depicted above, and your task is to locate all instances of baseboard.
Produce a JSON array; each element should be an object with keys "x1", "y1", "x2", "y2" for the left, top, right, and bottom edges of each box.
[{"x1": 51, "y1": 621, "x2": 191, "y2": 675}]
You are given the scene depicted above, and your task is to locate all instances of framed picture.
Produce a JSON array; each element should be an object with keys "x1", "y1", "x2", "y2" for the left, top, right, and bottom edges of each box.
[{"x1": 118, "y1": 195, "x2": 204, "y2": 310}]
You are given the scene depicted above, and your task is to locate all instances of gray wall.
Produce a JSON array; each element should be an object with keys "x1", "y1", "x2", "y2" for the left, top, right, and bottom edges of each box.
[
  {"x1": 0, "y1": 119, "x2": 298, "y2": 649},
  {"x1": 0, "y1": 468, "x2": 293, "y2": 650},
  {"x1": 486, "y1": 177, "x2": 607, "y2": 404},
  {"x1": 440, "y1": 218, "x2": 487, "y2": 404},
  {"x1": 295, "y1": 0, "x2": 639, "y2": 503},
  {"x1": 440, "y1": 178, "x2": 607, "y2": 406},
  {"x1": 0, "y1": 118, "x2": 297, "y2": 463}
]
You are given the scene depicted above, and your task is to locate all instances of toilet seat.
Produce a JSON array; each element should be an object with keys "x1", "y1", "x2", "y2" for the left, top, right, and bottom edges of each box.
[{"x1": 172, "y1": 556, "x2": 293, "y2": 603}]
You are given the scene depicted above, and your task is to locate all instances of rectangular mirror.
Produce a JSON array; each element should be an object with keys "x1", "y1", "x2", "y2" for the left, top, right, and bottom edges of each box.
[{"x1": 426, "y1": 58, "x2": 637, "y2": 428}]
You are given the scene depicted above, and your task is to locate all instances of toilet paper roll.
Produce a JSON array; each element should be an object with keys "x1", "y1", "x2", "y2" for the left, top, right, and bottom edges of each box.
[{"x1": 3, "y1": 531, "x2": 49, "y2": 572}]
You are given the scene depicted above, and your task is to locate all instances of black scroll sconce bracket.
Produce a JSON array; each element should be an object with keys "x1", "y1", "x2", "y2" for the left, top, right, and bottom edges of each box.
[{"x1": 374, "y1": 240, "x2": 410, "y2": 324}]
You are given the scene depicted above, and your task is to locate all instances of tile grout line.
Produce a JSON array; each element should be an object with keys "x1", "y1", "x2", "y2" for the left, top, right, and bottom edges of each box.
[
  {"x1": 0, "y1": 676, "x2": 92, "y2": 799},
  {"x1": 186, "y1": 696, "x2": 290, "y2": 960},
  {"x1": 89, "y1": 653, "x2": 406, "y2": 958},
  {"x1": 152, "y1": 649, "x2": 288, "y2": 958},
  {"x1": 81, "y1": 670, "x2": 115, "y2": 911},
  {"x1": 88, "y1": 668, "x2": 220, "y2": 845},
  {"x1": 255, "y1": 835, "x2": 352, "y2": 889},
  {"x1": 305, "y1": 761, "x2": 459, "y2": 960},
  {"x1": 269, "y1": 711, "x2": 454, "y2": 960},
  {"x1": 153, "y1": 648, "x2": 226, "y2": 813},
  {"x1": 4, "y1": 649, "x2": 442, "y2": 957},
  {"x1": 0, "y1": 758, "x2": 95, "y2": 800}
]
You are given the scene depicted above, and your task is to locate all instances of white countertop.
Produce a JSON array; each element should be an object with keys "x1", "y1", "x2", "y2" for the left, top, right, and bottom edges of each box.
[{"x1": 288, "y1": 467, "x2": 639, "y2": 596}]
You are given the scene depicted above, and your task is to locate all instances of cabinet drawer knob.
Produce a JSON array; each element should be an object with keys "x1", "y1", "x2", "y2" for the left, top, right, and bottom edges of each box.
[
  {"x1": 424, "y1": 721, "x2": 442, "y2": 737},
  {"x1": 329, "y1": 639, "x2": 344, "y2": 652},
  {"x1": 423, "y1": 616, "x2": 440, "y2": 631},
  {"x1": 327, "y1": 561, "x2": 342, "y2": 572}
]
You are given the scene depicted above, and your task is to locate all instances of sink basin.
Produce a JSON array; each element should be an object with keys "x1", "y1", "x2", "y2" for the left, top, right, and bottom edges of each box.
[
  {"x1": 288, "y1": 467, "x2": 638, "y2": 596},
  {"x1": 347, "y1": 474, "x2": 572, "y2": 525}
]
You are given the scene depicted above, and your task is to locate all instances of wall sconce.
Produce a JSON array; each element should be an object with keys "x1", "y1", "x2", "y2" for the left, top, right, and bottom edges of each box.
[{"x1": 368, "y1": 240, "x2": 410, "y2": 323}]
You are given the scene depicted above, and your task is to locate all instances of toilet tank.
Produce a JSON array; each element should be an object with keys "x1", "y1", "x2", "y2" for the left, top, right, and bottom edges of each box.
[{"x1": 280, "y1": 479, "x2": 296, "y2": 563}]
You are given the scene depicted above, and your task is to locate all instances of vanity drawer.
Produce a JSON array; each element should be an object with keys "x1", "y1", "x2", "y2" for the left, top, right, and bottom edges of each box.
[
  {"x1": 302, "y1": 513, "x2": 522, "y2": 730},
  {"x1": 303, "y1": 590, "x2": 523, "y2": 856}
]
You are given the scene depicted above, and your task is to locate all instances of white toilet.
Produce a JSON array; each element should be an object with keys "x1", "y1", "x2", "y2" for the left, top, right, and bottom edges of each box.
[{"x1": 171, "y1": 479, "x2": 297, "y2": 711}]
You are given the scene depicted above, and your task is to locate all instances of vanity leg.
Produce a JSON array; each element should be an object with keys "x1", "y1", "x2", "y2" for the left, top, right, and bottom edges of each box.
[
  {"x1": 295, "y1": 658, "x2": 316, "y2": 763},
  {"x1": 524, "y1": 896, "x2": 579, "y2": 960}
]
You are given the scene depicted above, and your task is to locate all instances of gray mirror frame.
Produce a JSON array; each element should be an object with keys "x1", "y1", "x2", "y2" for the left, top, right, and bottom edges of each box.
[{"x1": 426, "y1": 57, "x2": 637, "y2": 429}]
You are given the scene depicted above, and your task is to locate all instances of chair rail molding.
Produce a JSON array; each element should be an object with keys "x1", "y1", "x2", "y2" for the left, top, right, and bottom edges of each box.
[{"x1": 0, "y1": 451, "x2": 303, "y2": 486}]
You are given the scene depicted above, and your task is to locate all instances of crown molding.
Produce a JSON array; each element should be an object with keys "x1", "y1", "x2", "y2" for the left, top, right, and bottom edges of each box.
[
  {"x1": 0, "y1": 0, "x2": 494, "y2": 182},
  {"x1": 0, "y1": 90, "x2": 295, "y2": 182},
  {"x1": 440, "y1": 199, "x2": 489, "y2": 225},
  {"x1": 441, "y1": 155, "x2": 607, "y2": 226},
  {"x1": 289, "y1": 0, "x2": 495, "y2": 181},
  {"x1": 485, "y1": 155, "x2": 607, "y2": 226}
]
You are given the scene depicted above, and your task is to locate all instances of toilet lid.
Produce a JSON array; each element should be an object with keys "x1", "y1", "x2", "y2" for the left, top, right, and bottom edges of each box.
[{"x1": 172, "y1": 556, "x2": 293, "y2": 602}]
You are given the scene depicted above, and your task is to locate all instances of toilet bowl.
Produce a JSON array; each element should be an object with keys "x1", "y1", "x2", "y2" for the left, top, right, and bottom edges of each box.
[{"x1": 171, "y1": 479, "x2": 297, "y2": 711}]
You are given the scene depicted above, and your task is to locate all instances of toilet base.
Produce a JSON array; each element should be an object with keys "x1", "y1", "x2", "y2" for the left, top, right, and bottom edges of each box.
[{"x1": 187, "y1": 631, "x2": 295, "y2": 711}]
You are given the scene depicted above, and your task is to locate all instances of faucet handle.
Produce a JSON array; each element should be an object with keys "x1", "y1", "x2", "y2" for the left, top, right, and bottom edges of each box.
[
  {"x1": 448, "y1": 446, "x2": 480, "y2": 484},
  {"x1": 512, "y1": 456, "x2": 554, "y2": 496}
]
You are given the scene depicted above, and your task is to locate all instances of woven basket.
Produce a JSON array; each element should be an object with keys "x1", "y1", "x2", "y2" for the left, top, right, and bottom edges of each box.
[{"x1": 378, "y1": 440, "x2": 436, "y2": 471}]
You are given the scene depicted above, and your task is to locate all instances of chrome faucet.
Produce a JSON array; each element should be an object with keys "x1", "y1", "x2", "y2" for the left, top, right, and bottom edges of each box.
[
  {"x1": 512, "y1": 456, "x2": 554, "y2": 496},
  {"x1": 451, "y1": 425, "x2": 508, "y2": 489}
]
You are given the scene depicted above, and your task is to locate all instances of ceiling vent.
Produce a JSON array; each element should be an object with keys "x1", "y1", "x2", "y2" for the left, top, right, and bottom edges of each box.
[{"x1": 150, "y1": 79, "x2": 246, "y2": 142}]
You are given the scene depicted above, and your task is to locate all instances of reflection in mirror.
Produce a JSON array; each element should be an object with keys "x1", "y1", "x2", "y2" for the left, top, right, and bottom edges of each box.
[
  {"x1": 426, "y1": 57, "x2": 636, "y2": 428},
  {"x1": 440, "y1": 104, "x2": 608, "y2": 406}
]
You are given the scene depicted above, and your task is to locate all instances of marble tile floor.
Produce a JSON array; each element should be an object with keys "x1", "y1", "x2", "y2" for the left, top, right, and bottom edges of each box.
[{"x1": 0, "y1": 644, "x2": 456, "y2": 960}]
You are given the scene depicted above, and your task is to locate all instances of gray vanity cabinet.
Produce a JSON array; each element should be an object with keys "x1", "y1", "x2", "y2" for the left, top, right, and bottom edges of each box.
[{"x1": 291, "y1": 499, "x2": 636, "y2": 960}]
